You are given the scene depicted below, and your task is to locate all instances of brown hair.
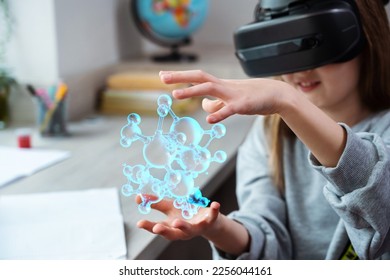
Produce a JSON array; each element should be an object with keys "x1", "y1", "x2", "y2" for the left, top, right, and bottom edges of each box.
[{"x1": 264, "y1": 0, "x2": 390, "y2": 193}]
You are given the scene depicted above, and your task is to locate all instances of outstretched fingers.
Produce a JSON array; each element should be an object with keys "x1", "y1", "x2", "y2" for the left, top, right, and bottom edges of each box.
[
  {"x1": 173, "y1": 202, "x2": 221, "y2": 234},
  {"x1": 135, "y1": 195, "x2": 173, "y2": 215},
  {"x1": 136, "y1": 220, "x2": 156, "y2": 233},
  {"x1": 207, "y1": 104, "x2": 236, "y2": 123},
  {"x1": 202, "y1": 98, "x2": 225, "y2": 113},
  {"x1": 152, "y1": 222, "x2": 190, "y2": 240},
  {"x1": 206, "y1": 202, "x2": 221, "y2": 225},
  {"x1": 160, "y1": 70, "x2": 229, "y2": 100},
  {"x1": 159, "y1": 70, "x2": 218, "y2": 85},
  {"x1": 172, "y1": 81, "x2": 227, "y2": 101},
  {"x1": 137, "y1": 220, "x2": 182, "y2": 240}
]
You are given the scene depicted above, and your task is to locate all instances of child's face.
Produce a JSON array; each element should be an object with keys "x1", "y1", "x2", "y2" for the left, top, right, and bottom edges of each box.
[{"x1": 281, "y1": 56, "x2": 362, "y2": 114}]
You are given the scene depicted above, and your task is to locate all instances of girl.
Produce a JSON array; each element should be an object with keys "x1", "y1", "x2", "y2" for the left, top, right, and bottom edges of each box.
[{"x1": 136, "y1": 0, "x2": 390, "y2": 259}]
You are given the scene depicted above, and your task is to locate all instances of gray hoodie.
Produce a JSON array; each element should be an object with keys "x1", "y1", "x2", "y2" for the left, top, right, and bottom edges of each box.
[{"x1": 211, "y1": 110, "x2": 390, "y2": 259}]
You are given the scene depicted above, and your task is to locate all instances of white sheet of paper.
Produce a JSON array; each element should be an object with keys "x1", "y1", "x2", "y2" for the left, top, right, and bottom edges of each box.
[
  {"x1": 0, "y1": 146, "x2": 70, "y2": 187},
  {"x1": 0, "y1": 188, "x2": 127, "y2": 259}
]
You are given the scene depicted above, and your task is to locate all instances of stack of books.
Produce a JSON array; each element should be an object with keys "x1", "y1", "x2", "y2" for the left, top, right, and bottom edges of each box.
[{"x1": 98, "y1": 71, "x2": 200, "y2": 115}]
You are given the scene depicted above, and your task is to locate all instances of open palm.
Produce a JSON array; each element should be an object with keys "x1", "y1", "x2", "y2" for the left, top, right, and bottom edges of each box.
[{"x1": 136, "y1": 195, "x2": 221, "y2": 241}]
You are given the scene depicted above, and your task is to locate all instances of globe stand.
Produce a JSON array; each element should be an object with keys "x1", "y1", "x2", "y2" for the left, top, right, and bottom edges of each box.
[{"x1": 152, "y1": 46, "x2": 197, "y2": 63}]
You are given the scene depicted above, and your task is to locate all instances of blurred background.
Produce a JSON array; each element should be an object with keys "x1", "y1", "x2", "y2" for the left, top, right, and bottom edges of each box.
[{"x1": 2, "y1": 0, "x2": 259, "y2": 125}]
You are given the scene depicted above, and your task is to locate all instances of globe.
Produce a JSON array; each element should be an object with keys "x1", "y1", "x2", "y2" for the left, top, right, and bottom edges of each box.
[{"x1": 131, "y1": 0, "x2": 209, "y2": 62}]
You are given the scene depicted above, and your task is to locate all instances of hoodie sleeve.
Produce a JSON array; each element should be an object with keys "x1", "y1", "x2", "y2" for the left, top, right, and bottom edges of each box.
[{"x1": 309, "y1": 122, "x2": 390, "y2": 259}]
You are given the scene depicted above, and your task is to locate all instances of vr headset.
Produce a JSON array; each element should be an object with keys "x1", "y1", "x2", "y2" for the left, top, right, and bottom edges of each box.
[{"x1": 234, "y1": 0, "x2": 389, "y2": 77}]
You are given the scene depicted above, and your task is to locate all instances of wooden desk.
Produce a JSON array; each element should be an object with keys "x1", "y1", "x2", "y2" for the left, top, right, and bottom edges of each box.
[{"x1": 0, "y1": 110, "x2": 255, "y2": 259}]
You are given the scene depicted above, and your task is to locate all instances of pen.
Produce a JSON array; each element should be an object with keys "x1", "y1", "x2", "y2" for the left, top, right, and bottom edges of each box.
[
  {"x1": 26, "y1": 84, "x2": 36, "y2": 97},
  {"x1": 48, "y1": 85, "x2": 57, "y2": 103},
  {"x1": 55, "y1": 82, "x2": 68, "y2": 102},
  {"x1": 26, "y1": 84, "x2": 51, "y2": 109},
  {"x1": 36, "y1": 88, "x2": 53, "y2": 109},
  {"x1": 27, "y1": 84, "x2": 47, "y2": 125}
]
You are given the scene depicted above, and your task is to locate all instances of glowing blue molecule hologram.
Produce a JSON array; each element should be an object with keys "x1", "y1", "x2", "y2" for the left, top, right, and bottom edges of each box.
[{"x1": 120, "y1": 94, "x2": 227, "y2": 219}]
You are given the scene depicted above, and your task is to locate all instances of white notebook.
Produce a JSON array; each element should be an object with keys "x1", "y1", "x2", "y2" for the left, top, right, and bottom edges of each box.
[
  {"x1": 0, "y1": 188, "x2": 127, "y2": 259},
  {"x1": 0, "y1": 146, "x2": 70, "y2": 187}
]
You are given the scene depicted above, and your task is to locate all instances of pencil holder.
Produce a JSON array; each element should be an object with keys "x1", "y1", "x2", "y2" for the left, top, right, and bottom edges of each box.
[{"x1": 35, "y1": 83, "x2": 69, "y2": 137}]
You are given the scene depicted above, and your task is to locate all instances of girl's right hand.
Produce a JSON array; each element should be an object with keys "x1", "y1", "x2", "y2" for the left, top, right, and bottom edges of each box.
[
  {"x1": 136, "y1": 195, "x2": 222, "y2": 241},
  {"x1": 136, "y1": 195, "x2": 251, "y2": 256}
]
